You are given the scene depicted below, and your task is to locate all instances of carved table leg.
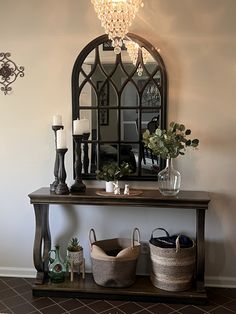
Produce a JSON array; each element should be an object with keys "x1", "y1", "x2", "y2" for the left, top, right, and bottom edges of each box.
[
  {"x1": 33, "y1": 204, "x2": 51, "y2": 284},
  {"x1": 196, "y1": 208, "x2": 206, "y2": 292}
]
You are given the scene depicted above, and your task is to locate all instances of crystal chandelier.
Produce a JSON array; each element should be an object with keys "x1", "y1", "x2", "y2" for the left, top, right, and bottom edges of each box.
[{"x1": 91, "y1": 0, "x2": 144, "y2": 54}]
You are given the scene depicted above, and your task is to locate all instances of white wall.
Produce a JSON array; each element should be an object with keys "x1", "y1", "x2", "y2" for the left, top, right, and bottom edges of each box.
[{"x1": 0, "y1": 0, "x2": 236, "y2": 286}]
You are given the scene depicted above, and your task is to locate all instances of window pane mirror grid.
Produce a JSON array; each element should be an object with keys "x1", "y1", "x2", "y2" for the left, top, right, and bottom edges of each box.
[{"x1": 72, "y1": 33, "x2": 167, "y2": 180}]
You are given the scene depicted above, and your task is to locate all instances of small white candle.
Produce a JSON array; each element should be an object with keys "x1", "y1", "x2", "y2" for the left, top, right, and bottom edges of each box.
[
  {"x1": 53, "y1": 114, "x2": 62, "y2": 126},
  {"x1": 57, "y1": 129, "x2": 67, "y2": 149},
  {"x1": 73, "y1": 118, "x2": 90, "y2": 135}
]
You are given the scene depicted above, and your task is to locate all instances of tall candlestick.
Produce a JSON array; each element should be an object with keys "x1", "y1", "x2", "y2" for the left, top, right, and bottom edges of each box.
[
  {"x1": 50, "y1": 125, "x2": 64, "y2": 192},
  {"x1": 57, "y1": 129, "x2": 67, "y2": 149},
  {"x1": 53, "y1": 114, "x2": 62, "y2": 126},
  {"x1": 83, "y1": 132, "x2": 90, "y2": 174},
  {"x1": 73, "y1": 118, "x2": 89, "y2": 135}
]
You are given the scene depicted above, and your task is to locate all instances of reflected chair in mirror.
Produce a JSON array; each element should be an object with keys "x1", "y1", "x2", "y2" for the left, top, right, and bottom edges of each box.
[
  {"x1": 147, "y1": 116, "x2": 159, "y2": 133},
  {"x1": 136, "y1": 115, "x2": 160, "y2": 165},
  {"x1": 146, "y1": 116, "x2": 159, "y2": 164},
  {"x1": 138, "y1": 116, "x2": 159, "y2": 165},
  {"x1": 136, "y1": 118, "x2": 147, "y2": 165}
]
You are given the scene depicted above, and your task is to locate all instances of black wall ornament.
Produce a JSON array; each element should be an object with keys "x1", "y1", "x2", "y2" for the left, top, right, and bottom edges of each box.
[{"x1": 0, "y1": 52, "x2": 25, "y2": 95}]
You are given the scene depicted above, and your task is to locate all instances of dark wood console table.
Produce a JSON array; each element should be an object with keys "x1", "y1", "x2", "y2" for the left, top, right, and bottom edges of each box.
[{"x1": 28, "y1": 187, "x2": 210, "y2": 304}]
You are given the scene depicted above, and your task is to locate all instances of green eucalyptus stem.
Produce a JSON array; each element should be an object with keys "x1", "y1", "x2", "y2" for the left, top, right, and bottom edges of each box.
[{"x1": 143, "y1": 121, "x2": 199, "y2": 159}]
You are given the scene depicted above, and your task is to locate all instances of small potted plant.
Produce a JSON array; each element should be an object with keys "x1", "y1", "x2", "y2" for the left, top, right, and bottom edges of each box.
[
  {"x1": 96, "y1": 162, "x2": 132, "y2": 192},
  {"x1": 143, "y1": 122, "x2": 199, "y2": 196},
  {"x1": 67, "y1": 237, "x2": 84, "y2": 281}
]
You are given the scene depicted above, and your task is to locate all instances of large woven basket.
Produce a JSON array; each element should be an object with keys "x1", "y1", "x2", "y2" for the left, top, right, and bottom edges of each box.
[
  {"x1": 89, "y1": 228, "x2": 140, "y2": 288},
  {"x1": 149, "y1": 228, "x2": 196, "y2": 292}
]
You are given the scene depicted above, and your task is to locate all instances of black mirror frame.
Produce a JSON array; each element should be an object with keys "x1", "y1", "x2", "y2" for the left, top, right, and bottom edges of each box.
[{"x1": 72, "y1": 33, "x2": 168, "y2": 181}]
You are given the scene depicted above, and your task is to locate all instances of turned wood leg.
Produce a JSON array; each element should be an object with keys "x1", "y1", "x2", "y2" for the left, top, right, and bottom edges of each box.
[
  {"x1": 70, "y1": 261, "x2": 74, "y2": 282},
  {"x1": 196, "y1": 209, "x2": 206, "y2": 292},
  {"x1": 82, "y1": 258, "x2": 85, "y2": 279},
  {"x1": 33, "y1": 204, "x2": 51, "y2": 284}
]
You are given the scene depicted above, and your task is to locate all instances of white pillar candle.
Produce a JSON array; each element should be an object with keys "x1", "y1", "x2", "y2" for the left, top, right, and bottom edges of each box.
[
  {"x1": 57, "y1": 129, "x2": 67, "y2": 149},
  {"x1": 73, "y1": 118, "x2": 90, "y2": 135},
  {"x1": 53, "y1": 114, "x2": 62, "y2": 126},
  {"x1": 83, "y1": 118, "x2": 90, "y2": 133}
]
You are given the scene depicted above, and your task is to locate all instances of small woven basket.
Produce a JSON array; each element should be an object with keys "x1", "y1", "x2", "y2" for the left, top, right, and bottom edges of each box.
[{"x1": 89, "y1": 228, "x2": 140, "y2": 288}]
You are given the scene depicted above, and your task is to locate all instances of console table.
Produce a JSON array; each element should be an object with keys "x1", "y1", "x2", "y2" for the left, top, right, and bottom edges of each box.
[{"x1": 28, "y1": 187, "x2": 210, "y2": 304}]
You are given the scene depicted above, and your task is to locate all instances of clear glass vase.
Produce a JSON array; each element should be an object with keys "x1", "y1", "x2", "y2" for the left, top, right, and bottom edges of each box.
[{"x1": 158, "y1": 158, "x2": 181, "y2": 196}]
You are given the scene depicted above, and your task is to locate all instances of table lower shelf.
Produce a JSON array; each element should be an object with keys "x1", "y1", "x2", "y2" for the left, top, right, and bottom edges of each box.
[{"x1": 32, "y1": 273, "x2": 207, "y2": 305}]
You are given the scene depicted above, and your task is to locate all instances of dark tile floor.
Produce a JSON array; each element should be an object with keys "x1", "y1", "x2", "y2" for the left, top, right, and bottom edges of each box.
[{"x1": 0, "y1": 277, "x2": 236, "y2": 314}]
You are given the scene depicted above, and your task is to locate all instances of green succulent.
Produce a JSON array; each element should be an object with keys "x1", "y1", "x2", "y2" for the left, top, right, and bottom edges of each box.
[
  {"x1": 143, "y1": 121, "x2": 199, "y2": 159},
  {"x1": 67, "y1": 237, "x2": 82, "y2": 252},
  {"x1": 96, "y1": 162, "x2": 132, "y2": 182}
]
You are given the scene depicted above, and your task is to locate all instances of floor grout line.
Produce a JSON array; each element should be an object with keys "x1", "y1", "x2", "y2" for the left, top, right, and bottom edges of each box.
[
  {"x1": 0, "y1": 279, "x2": 49, "y2": 314},
  {"x1": 214, "y1": 304, "x2": 236, "y2": 314},
  {"x1": 1, "y1": 278, "x2": 236, "y2": 314}
]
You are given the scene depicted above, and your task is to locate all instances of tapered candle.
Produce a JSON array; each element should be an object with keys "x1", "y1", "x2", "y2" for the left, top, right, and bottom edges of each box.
[
  {"x1": 53, "y1": 114, "x2": 62, "y2": 126},
  {"x1": 73, "y1": 118, "x2": 89, "y2": 135},
  {"x1": 57, "y1": 129, "x2": 67, "y2": 149}
]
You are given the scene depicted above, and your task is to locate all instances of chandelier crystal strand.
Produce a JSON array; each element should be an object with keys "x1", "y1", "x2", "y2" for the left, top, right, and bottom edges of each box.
[
  {"x1": 91, "y1": 0, "x2": 144, "y2": 54},
  {"x1": 124, "y1": 40, "x2": 139, "y2": 65},
  {"x1": 137, "y1": 47, "x2": 150, "y2": 75},
  {"x1": 141, "y1": 47, "x2": 149, "y2": 64},
  {"x1": 124, "y1": 40, "x2": 150, "y2": 76}
]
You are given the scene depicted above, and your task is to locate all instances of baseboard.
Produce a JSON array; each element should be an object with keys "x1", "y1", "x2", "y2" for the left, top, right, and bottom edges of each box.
[
  {"x1": 0, "y1": 267, "x2": 36, "y2": 278},
  {"x1": 205, "y1": 276, "x2": 236, "y2": 288},
  {"x1": 0, "y1": 268, "x2": 235, "y2": 288}
]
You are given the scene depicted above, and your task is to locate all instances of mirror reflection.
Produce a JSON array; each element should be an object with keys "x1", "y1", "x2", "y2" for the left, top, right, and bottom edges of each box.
[{"x1": 72, "y1": 34, "x2": 167, "y2": 180}]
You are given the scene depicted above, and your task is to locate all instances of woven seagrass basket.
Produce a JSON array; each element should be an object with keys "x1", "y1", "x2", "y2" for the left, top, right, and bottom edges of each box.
[
  {"x1": 89, "y1": 228, "x2": 140, "y2": 288},
  {"x1": 149, "y1": 228, "x2": 196, "y2": 292}
]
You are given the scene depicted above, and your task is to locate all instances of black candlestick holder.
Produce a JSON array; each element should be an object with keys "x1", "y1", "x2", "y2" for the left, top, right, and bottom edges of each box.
[
  {"x1": 50, "y1": 125, "x2": 64, "y2": 192},
  {"x1": 83, "y1": 132, "x2": 90, "y2": 174},
  {"x1": 70, "y1": 135, "x2": 86, "y2": 193},
  {"x1": 55, "y1": 148, "x2": 70, "y2": 195}
]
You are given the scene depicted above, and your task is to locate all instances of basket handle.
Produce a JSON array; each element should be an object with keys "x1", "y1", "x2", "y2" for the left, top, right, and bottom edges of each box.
[
  {"x1": 89, "y1": 228, "x2": 97, "y2": 245},
  {"x1": 151, "y1": 228, "x2": 170, "y2": 239},
  {"x1": 132, "y1": 227, "x2": 140, "y2": 247},
  {"x1": 175, "y1": 234, "x2": 195, "y2": 252},
  {"x1": 175, "y1": 235, "x2": 181, "y2": 253}
]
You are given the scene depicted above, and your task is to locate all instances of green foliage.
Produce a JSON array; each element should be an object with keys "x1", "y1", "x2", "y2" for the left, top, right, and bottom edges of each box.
[
  {"x1": 95, "y1": 162, "x2": 132, "y2": 182},
  {"x1": 67, "y1": 237, "x2": 82, "y2": 252},
  {"x1": 143, "y1": 121, "x2": 199, "y2": 159}
]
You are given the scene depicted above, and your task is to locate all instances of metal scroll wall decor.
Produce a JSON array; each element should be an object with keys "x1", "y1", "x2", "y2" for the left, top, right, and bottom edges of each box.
[{"x1": 0, "y1": 53, "x2": 25, "y2": 95}]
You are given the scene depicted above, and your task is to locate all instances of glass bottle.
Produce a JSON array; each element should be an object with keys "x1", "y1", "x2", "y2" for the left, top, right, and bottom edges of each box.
[
  {"x1": 158, "y1": 158, "x2": 181, "y2": 196},
  {"x1": 48, "y1": 245, "x2": 66, "y2": 283}
]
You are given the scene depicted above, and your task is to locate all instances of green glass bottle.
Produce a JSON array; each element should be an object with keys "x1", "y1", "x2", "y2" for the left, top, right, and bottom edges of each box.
[{"x1": 48, "y1": 245, "x2": 66, "y2": 283}]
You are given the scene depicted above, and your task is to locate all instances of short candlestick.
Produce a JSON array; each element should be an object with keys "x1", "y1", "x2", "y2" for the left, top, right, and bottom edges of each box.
[
  {"x1": 55, "y1": 148, "x2": 69, "y2": 195},
  {"x1": 70, "y1": 135, "x2": 86, "y2": 193},
  {"x1": 50, "y1": 125, "x2": 64, "y2": 192}
]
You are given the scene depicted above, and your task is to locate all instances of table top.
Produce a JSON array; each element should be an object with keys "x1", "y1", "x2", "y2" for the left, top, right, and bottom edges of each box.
[{"x1": 28, "y1": 187, "x2": 210, "y2": 210}]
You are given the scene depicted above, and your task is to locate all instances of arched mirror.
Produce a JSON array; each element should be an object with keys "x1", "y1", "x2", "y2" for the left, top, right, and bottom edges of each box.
[{"x1": 72, "y1": 33, "x2": 167, "y2": 180}]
